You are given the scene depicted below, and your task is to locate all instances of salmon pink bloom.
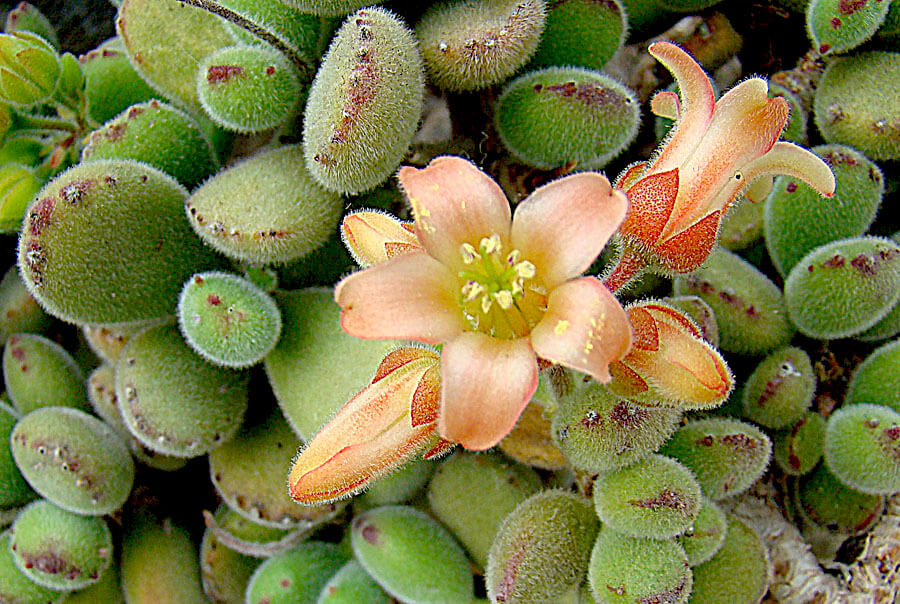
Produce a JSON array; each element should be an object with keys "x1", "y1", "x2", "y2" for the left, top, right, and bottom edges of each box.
[
  {"x1": 605, "y1": 41, "x2": 836, "y2": 291},
  {"x1": 335, "y1": 156, "x2": 633, "y2": 450}
]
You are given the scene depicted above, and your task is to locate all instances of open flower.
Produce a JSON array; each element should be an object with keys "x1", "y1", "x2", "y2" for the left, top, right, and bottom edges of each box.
[
  {"x1": 605, "y1": 41, "x2": 836, "y2": 291},
  {"x1": 335, "y1": 156, "x2": 633, "y2": 450}
]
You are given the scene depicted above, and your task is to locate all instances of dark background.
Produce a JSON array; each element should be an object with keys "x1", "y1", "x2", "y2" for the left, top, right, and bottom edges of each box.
[{"x1": 3, "y1": 0, "x2": 116, "y2": 54}]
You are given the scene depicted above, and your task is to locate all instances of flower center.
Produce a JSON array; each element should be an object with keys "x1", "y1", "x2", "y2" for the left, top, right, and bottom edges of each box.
[{"x1": 457, "y1": 233, "x2": 546, "y2": 338}]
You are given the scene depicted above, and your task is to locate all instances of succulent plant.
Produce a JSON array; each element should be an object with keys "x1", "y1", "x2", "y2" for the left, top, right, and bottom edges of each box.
[{"x1": 2, "y1": 1, "x2": 897, "y2": 601}]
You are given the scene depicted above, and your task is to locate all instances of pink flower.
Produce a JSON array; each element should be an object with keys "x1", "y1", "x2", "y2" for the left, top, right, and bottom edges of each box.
[
  {"x1": 605, "y1": 41, "x2": 836, "y2": 290},
  {"x1": 335, "y1": 156, "x2": 632, "y2": 450}
]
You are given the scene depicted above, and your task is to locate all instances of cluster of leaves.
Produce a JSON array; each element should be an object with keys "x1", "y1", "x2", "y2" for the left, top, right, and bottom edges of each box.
[{"x1": 0, "y1": 0, "x2": 899, "y2": 603}]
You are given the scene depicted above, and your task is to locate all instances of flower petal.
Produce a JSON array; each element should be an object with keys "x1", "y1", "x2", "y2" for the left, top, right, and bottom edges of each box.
[
  {"x1": 438, "y1": 332, "x2": 538, "y2": 450},
  {"x1": 341, "y1": 210, "x2": 422, "y2": 267},
  {"x1": 530, "y1": 277, "x2": 632, "y2": 382},
  {"x1": 510, "y1": 172, "x2": 628, "y2": 288},
  {"x1": 647, "y1": 41, "x2": 715, "y2": 173},
  {"x1": 288, "y1": 352, "x2": 439, "y2": 504},
  {"x1": 738, "y1": 141, "x2": 836, "y2": 197},
  {"x1": 335, "y1": 251, "x2": 465, "y2": 344},
  {"x1": 398, "y1": 156, "x2": 512, "y2": 269},
  {"x1": 651, "y1": 90, "x2": 681, "y2": 120},
  {"x1": 665, "y1": 81, "x2": 789, "y2": 237}
]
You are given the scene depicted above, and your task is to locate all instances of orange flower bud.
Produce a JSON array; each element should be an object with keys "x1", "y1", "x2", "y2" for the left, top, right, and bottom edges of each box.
[
  {"x1": 288, "y1": 346, "x2": 442, "y2": 505},
  {"x1": 609, "y1": 302, "x2": 732, "y2": 409},
  {"x1": 341, "y1": 210, "x2": 421, "y2": 267}
]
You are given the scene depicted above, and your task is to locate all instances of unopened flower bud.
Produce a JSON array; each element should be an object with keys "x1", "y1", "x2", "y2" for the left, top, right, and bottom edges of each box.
[
  {"x1": 341, "y1": 210, "x2": 421, "y2": 267},
  {"x1": 0, "y1": 31, "x2": 61, "y2": 106},
  {"x1": 609, "y1": 302, "x2": 732, "y2": 409},
  {"x1": 289, "y1": 346, "x2": 446, "y2": 505}
]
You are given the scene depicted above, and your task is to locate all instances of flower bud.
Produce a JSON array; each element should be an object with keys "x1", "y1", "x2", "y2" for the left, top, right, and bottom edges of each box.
[
  {"x1": 288, "y1": 347, "x2": 445, "y2": 505},
  {"x1": 341, "y1": 210, "x2": 421, "y2": 267},
  {"x1": 608, "y1": 302, "x2": 732, "y2": 409},
  {"x1": 0, "y1": 31, "x2": 60, "y2": 106}
]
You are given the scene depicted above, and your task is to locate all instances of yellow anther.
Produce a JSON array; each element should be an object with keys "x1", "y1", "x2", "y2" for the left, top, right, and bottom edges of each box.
[
  {"x1": 515, "y1": 260, "x2": 536, "y2": 280},
  {"x1": 460, "y1": 242, "x2": 478, "y2": 264},
  {"x1": 495, "y1": 290, "x2": 514, "y2": 309},
  {"x1": 480, "y1": 233, "x2": 502, "y2": 255},
  {"x1": 481, "y1": 295, "x2": 493, "y2": 314},
  {"x1": 462, "y1": 281, "x2": 485, "y2": 301}
]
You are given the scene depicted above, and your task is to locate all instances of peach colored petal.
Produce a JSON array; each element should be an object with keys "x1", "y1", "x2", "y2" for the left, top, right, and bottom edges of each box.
[
  {"x1": 530, "y1": 277, "x2": 632, "y2": 382},
  {"x1": 666, "y1": 83, "x2": 788, "y2": 237},
  {"x1": 341, "y1": 210, "x2": 422, "y2": 267},
  {"x1": 335, "y1": 251, "x2": 465, "y2": 344},
  {"x1": 410, "y1": 364, "x2": 441, "y2": 427},
  {"x1": 372, "y1": 347, "x2": 440, "y2": 382},
  {"x1": 288, "y1": 353, "x2": 439, "y2": 504},
  {"x1": 437, "y1": 332, "x2": 538, "y2": 450},
  {"x1": 651, "y1": 90, "x2": 680, "y2": 120},
  {"x1": 647, "y1": 41, "x2": 716, "y2": 173},
  {"x1": 510, "y1": 172, "x2": 628, "y2": 288},
  {"x1": 608, "y1": 360, "x2": 650, "y2": 397},
  {"x1": 398, "y1": 156, "x2": 512, "y2": 269},
  {"x1": 619, "y1": 168, "x2": 679, "y2": 245},
  {"x1": 737, "y1": 141, "x2": 836, "y2": 197}
]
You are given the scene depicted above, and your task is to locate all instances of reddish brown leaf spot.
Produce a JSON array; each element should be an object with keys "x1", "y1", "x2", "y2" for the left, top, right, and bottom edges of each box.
[
  {"x1": 11, "y1": 347, "x2": 25, "y2": 361},
  {"x1": 580, "y1": 409, "x2": 602, "y2": 428},
  {"x1": 756, "y1": 375, "x2": 784, "y2": 407},
  {"x1": 59, "y1": 179, "x2": 96, "y2": 206},
  {"x1": 628, "y1": 488, "x2": 687, "y2": 511},
  {"x1": 697, "y1": 435, "x2": 715, "y2": 447},
  {"x1": 28, "y1": 197, "x2": 55, "y2": 236},
  {"x1": 207, "y1": 65, "x2": 244, "y2": 84},
  {"x1": 786, "y1": 182, "x2": 798, "y2": 192},
  {"x1": 280, "y1": 578, "x2": 291, "y2": 588},
  {"x1": 831, "y1": 17, "x2": 842, "y2": 28},
  {"x1": 822, "y1": 254, "x2": 845, "y2": 268},
  {"x1": 721, "y1": 433, "x2": 758, "y2": 450},
  {"x1": 839, "y1": 0, "x2": 867, "y2": 14},
  {"x1": 207, "y1": 294, "x2": 221, "y2": 306},
  {"x1": 104, "y1": 123, "x2": 127, "y2": 142},
  {"x1": 265, "y1": 65, "x2": 276, "y2": 75},
  {"x1": 609, "y1": 401, "x2": 649, "y2": 429},
  {"x1": 127, "y1": 105, "x2": 145, "y2": 120},
  {"x1": 361, "y1": 523, "x2": 379, "y2": 544},
  {"x1": 850, "y1": 254, "x2": 876, "y2": 275}
]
